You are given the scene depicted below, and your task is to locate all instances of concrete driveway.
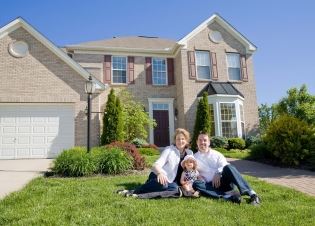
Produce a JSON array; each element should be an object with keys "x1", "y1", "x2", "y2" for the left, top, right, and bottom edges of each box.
[{"x1": 0, "y1": 159, "x2": 53, "y2": 200}]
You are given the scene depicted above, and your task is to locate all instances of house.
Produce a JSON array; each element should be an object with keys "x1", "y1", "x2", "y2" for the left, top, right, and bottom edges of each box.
[{"x1": 0, "y1": 14, "x2": 259, "y2": 159}]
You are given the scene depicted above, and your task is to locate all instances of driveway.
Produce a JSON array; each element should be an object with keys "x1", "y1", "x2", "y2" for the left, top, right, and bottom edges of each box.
[{"x1": 0, "y1": 159, "x2": 53, "y2": 200}]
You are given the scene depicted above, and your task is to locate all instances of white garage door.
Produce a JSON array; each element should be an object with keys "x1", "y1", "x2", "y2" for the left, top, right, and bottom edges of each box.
[{"x1": 0, "y1": 105, "x2": 74, "y2": 159}]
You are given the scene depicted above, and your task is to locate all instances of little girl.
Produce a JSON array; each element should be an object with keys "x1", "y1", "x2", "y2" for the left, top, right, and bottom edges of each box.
[{"x1": 180, "y1": 155, "x2": 200, "y2": 197}]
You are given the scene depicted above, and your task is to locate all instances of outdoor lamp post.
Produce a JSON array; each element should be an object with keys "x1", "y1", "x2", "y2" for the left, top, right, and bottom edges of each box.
[{"x1": 85, "y1": 75, "x2": 96, "y2": 153}]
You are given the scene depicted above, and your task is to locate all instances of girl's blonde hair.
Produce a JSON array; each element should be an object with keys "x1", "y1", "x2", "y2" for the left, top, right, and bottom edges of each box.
[{"x1": 173, "y1": 128, "x2": 190, "y2": 143}]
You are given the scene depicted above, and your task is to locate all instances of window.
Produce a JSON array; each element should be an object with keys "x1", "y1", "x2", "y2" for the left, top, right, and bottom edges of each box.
[
  {"x1": 209, "y1": 104, "x2": 216, "y2": 136},
  {"x1": 153, "y1": 103, "x2": 168, "y2": 110},
  {"x1": 112, "y1": 56, "x2": 127, "y2": 83},
  {"x1": 152, "y1": 58, "x2": 167, "y2": 85},
  {"x1": 195, "y1": 51, "x2": 211, "y2": 80},
  {"x1": 220, "y1": 103, "x2": 238, "y2": 138},
  {"x1": 227, "y1": 53, "x2": 241, "y2": 80}
]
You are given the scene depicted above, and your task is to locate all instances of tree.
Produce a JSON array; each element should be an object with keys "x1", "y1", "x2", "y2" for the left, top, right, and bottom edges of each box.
[
  {"x1": 276, "y1": 84, "x2": 315, "y2": 125},
  {"x1": 100, "y1": 89, "x2": 124, "y2": 145},
  {"x1": 118, "y1": 89, "x2": 156, "y2": 141},
  {"x1": 258, "y1": 103, "x2": 277, "y2": 135},
  {"x1": 191, "y1": 92, "x2": 211, "y2": 151}
]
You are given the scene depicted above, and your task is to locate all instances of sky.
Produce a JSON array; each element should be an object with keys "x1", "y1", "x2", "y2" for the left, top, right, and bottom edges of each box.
[{"x1": 1, "y1": 0, "x2": 314, "y2": 105}]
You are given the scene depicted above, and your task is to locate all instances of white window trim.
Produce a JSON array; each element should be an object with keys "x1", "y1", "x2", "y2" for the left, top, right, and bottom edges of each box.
[
  {"x1": 148, "y1": 98, "x2": 174, "y2": 145},
  {"x1": 226, "y1": 52, "x2": 241, "y2": 82},
  {"x1": 195, "y1": 50, "x2": 212, "y2": 81},
  {"x1": 152, "y1": 57, "x2": 168, "y2": 86},
  {"x1": 205, "y1": 94, "x2": 245, "y2": 138},
  {"x1": 111, "y1": 56, "x2": 128, "y2": 84}
]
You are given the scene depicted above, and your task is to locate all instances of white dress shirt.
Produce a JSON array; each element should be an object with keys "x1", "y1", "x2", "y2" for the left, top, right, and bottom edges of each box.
[{"x1": 194, "y1": 149, "x2": 229, "y2": 183}]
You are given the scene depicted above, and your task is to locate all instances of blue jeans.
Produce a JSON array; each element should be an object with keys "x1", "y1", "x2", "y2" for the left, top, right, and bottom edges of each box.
[
  {"x1": 193, "y1": 164, "x2": 252, "y2": 199},
  {"x1": 134, "y1": 172, "x2": 179, "y2": 195}
]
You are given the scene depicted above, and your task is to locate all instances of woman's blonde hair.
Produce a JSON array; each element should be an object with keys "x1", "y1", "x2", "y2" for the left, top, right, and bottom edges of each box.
[{"x1": 173, "y1": 128, "x2": 190, "y2": 143}]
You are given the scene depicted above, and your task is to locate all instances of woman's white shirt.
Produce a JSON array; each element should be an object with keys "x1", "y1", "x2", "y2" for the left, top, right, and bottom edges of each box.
[{"x1": 152, "y1": 145, "x2": 193, "y2": 183}]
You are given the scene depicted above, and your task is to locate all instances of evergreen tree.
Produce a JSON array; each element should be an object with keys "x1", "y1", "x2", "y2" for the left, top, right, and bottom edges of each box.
[
  {"x1": 191, "y1": 92, "x2": 211, "y2": 151},
  {"x1": 100, "y1": 89, "x2": 124, "y2": 145},
  {"x1": 115, "y1": 97, "x2": 124, "y2": 141}
]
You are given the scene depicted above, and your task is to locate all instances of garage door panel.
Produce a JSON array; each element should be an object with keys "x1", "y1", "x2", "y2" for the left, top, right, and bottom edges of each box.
[
  {"x1": 17, "y1": 136, "x2": 30, "y2": 144},
  {"x1": 0, "y1": 105, "x2": 74, "y2": 159}
]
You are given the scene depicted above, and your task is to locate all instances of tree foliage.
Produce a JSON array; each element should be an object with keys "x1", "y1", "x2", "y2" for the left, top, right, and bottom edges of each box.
[
  {"x1": 191, "y1": 92, "x2": 211, "y2": 151},
  {"x1": 276, "y1": 84, "x2": 315, "y2": 125},
  {"x1": 258, "y1": 103, "x2": 278, "y2": 135},
  {"x1": 100, "y1": 89, "x2": 124, "y2": 145},
  {"x1": 118, "y1": 89, "x2": 156, "y2": 141}
]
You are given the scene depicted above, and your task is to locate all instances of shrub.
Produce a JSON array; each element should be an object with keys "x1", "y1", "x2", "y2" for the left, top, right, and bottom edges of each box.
[
  {"x1": 92, "y1": 147, "x2": 132, "y2": 174},
  {"x1": 142, "y1": 143, "x2": 159, "y2": 150},
  {"x1": 228, "y1": 138, "x2": 246, "y2": 150},
  {"x1": 214, "y1": 147, "x2": 228, "y2": 153},
  {"x1": 101, "y1": 89, "x2": 124, "y2": 145},
  {"x1": 131, "y1": 138, "x2": 149, "y2": 148},
  {"x1": 52, "y1": 147, "x2": 95, "y2": 177},
  {"x1": 263, "y1": 115, "x2": 315, "y2": 166},
  {"x1": 247, "y1": 143, "x2": 270, "y2": 161},
  {"x1": 245, "y1": 135, "x2": 262, "y2": 148},
  {"x1": 106, "y1": 141, "x2": 146, "y2": 170},
  {"x1": 138, "y1": 147, "x2": 160, "y2": 156},
  {"x1": 210, "y1": 136, "x2": 228, "y2": 148},
  {"x1": 191, "y1": 92, "x2": 211, "y2": 151}
]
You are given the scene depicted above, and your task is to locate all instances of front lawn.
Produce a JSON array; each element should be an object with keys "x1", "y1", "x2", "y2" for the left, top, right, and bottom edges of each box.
[{"x1": 0, "y1": 173, "x2": 314, "y2": 225}]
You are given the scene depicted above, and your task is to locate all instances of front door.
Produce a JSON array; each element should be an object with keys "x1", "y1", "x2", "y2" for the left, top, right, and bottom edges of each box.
[{"x1": 153, "y1": 110, "x2": 170, "y2": 147}]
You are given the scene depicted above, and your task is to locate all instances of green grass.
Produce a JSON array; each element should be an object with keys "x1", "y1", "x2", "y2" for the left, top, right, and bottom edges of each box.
[
  {"x1": 216, "y1": 148, "x2": 251, "y2": 159},
  {"x1": 143, "y1": 154, "x2": 159, "y2": 167},
  {"x1": 0, "y1": 173, "x2": 314, "y2": 226}
]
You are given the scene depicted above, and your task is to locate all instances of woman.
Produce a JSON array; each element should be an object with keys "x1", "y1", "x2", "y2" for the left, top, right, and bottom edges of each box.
[{"x1": 118, "y1": 128, "x2": 193, "y2": 198}]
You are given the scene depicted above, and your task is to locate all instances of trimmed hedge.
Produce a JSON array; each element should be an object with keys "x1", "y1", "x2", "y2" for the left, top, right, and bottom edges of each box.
[
  {"x1": 210, "y1": 136, "x2": 228, "y2": 148},
  {"x1": 228, "y1": 138, "x2": 246, "y2": 150},
  {"x1": 52, "y1": 147, "x2": 95, "y2": 177},
  {"x1": 91, "y1": 147, "x2": 132, "y2": 174}
]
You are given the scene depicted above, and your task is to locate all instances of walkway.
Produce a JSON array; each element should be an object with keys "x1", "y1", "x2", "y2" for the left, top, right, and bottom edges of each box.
[
  {"x1": 0, "y1": 159, "x2": 53, "y2": 200},
  {"x1": 228, "y1": 158, "x2": 315, "y2": 197}
]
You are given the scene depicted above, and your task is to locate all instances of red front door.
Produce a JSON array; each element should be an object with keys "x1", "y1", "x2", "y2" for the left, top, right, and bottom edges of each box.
[{"x1": 153, "y1": 110, "x2": 170, "y2": 147}]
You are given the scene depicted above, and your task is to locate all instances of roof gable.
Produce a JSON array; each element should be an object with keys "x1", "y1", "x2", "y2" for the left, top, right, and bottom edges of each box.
[
  {"x1": 178, "y1": 14, "x2": 256, "y2": 54},
  {"x1": 0, "y1": 17, "x2": 106, "y2": 90}
]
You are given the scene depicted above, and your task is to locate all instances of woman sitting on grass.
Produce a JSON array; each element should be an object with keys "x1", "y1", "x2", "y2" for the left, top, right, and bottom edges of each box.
[{"x1": 118, "y1": 128, "x2": 193, "y2": 198}]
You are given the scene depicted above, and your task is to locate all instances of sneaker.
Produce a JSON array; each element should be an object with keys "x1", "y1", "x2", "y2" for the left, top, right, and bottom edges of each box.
[
  {"x1": 178, "y1": 187, "x2": 183, "y2": 197},
  {"x1": 192, "y1": 191, "x2": 200, "y2": 198},
  {"x1": 116, "y1": 189, "x2": 129, "y2": 195},
  {"x1": 226, "y1": 194, "x2": 242, "y2": 204},
  {"x1": 249, "y1": 194, "x2": 260, "y2": 206},
  {"x1": 125, "y1": 193, "x2": 138, "y2": 198}
]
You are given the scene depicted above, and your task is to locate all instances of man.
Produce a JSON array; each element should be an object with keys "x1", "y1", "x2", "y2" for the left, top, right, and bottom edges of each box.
[{"x1": 193, "y1": 132, "x2": 261, "y2": 206}]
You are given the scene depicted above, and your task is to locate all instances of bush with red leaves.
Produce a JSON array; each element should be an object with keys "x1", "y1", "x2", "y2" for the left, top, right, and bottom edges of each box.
[
  {"x1": 142, "y1": 143, "x2": 159, "y2": 150},
  {"x1": 105, "y1": 141, "x2": 146, "y2": 170}
]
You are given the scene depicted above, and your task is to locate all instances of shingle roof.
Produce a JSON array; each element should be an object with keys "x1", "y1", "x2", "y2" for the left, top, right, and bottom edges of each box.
[
  {"x1": 66, "y1": 36, "x2": 177, "y2": 51},
  {"x1": 197, "y1": 82, "x2": 244, "y2": 98}
]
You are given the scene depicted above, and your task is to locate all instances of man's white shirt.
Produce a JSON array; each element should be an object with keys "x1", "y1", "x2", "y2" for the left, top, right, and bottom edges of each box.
[{"x1": 194, "y1": 148, "x2": 229, "y2": 183}]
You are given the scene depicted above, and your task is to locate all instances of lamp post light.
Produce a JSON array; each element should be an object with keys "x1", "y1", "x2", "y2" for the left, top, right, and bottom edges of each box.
[{"x1": 85, "y1": 75, "x2": 96, "y2": 153}]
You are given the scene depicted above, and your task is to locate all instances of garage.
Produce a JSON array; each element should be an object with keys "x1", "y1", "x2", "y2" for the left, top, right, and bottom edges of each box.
[{"x1": 0, "y1": 105, "x2": 74, "y2": 159}]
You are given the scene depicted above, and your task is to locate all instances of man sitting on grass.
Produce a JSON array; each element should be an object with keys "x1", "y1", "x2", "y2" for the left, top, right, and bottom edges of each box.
[{"x1": 193, "y1": 132, "x2": 261, "y2": 206}]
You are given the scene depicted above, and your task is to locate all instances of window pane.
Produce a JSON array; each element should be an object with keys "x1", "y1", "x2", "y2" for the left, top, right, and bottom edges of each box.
[
  {"x1": 152, "y1": 58, "x2": 167, "y2": 85},
  {"x1": 196, "y1": 51, "x2": 211, "y2": 80},
  {"x1": 112, "y1": 56, "x2": 127, "y2": 83},
  {"x1": 220, "y1": 103, "x2": 237, "y2": 138},
  {"x1": 227, "y1": 53, "x2": 241, "y2": 80}
]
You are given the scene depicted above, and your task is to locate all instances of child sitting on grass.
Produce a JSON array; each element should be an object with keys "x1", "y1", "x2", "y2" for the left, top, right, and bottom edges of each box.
[{"x1": 180, "y1": 155, "x2": 201, "y2": 197}]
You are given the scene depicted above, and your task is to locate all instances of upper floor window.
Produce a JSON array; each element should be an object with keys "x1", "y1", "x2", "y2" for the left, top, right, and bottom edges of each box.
[
  {"x1": 152, "y1": 58, "x2": 167, "y2": 85},
  {"x1": 112, "y1": 56, "x2": 127, "y2": 84},
  {"x1": 196, "y1": 51, "x2": 211, "y2": 80},
  {"x1": 226, "y1": 53, "x2": 241, "y2": 80}
]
